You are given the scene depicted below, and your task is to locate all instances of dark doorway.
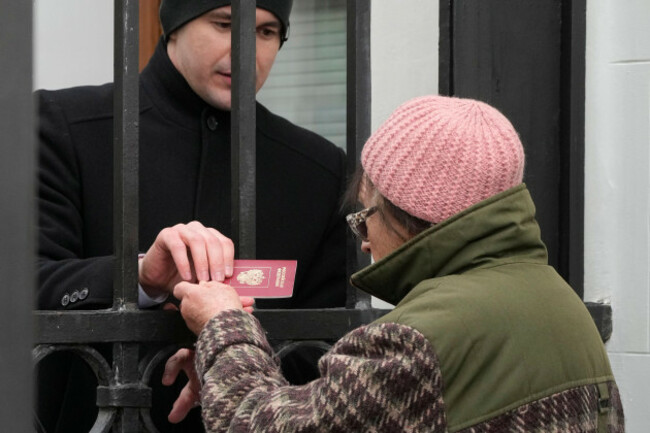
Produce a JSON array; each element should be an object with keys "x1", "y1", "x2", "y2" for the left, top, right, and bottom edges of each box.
[{"x1": 439, "y1": 0, "x2": 586, "y2": 297}]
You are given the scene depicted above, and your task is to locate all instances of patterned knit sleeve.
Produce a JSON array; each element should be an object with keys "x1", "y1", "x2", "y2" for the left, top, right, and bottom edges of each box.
[{"x1": 195, "y1": 309, "x2": 447, "y2": 433}]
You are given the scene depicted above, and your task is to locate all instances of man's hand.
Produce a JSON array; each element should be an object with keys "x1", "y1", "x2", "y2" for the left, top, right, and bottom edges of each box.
[
  {"x1": 138, "y1": 221, "x2": 235, "y2": 298},
  {"x1": 173, "y1": 280, "x2": 255, "y2": 335},
  {"x1": 163, "y1": 348, "x2": 200, "y2": 424}
]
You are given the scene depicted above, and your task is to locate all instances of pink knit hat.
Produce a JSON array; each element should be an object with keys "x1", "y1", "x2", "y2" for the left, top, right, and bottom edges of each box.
[{"x1": 361, "y1": 95, "x2": 524, "y2": 223}]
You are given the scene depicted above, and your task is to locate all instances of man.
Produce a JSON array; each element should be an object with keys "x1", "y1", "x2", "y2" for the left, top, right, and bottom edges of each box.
[{"x1": 36, "y1": 1, "x2": 347, "y2": 431}]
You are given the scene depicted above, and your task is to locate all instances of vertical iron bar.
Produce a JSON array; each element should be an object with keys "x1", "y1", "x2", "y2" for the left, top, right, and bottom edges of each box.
[
  {"x1": 113, "y1": 0, "x2": 140, "y2": 308},
  {"x1": 0, "y1": 1, "x2": 34, "y2": 430},
  {"x1": 438, "y1": 0, "x2": 453, "y2": 95},
  {"x1": 346, "y1": 0, "x2": 372, "y2": 309},
  {"x1": 113, "y1": 1, "x2": 141, "y2": 431},
  {"x1": 231, "y1": 0, "x2": 257, "y2": 259},
  {"x1": 111, "y1": 342, "x2": 142, "y2": 432},
  {"x1": 560, "y1": 0, "x2": 586, "y2": 298}
]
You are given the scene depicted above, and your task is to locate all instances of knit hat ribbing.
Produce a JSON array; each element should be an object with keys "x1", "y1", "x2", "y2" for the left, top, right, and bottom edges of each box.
[
  {"x1": 361, "y1": 95, "x2": 525, "y2": 224},
  {"x1": 160, "y1": 0, "x2": 293, "y2": 43}
]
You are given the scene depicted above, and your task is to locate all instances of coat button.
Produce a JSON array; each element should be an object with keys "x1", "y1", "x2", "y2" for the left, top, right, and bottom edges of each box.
[
  {"x1": 79, "y1": 288, "x2": 89, "y2": 300},
  {"x1": 61, "y1": 293, "x2": 70, "y2": 307},
  {"x1": 70, "y1": 291, "x2": 79, "y2": 303},
  {"x1": 207, "y1": 116, "x2": 218, "y2": 131}
]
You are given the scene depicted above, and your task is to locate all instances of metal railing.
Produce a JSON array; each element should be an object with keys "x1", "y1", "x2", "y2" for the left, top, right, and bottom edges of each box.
[{"x1": 26, "y1": 1, "x2": 382, "y2": 432}]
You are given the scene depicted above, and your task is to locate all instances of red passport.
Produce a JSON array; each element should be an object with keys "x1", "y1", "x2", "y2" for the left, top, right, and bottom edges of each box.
[{"x1": 223, "y1": 260, "x2": 297, "y2": 298}]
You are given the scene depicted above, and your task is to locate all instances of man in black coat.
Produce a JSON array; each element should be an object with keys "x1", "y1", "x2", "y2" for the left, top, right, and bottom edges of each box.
[{"x1": 36, "y1": 1, "x2": 347, "y2": 431}]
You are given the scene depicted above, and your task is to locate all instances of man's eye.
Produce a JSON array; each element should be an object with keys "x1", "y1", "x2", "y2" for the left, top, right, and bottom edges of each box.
[
  {"x1": 214, "y1": 21, "x2": 231, "y2": 29},
  {"x1": 258, "y1": 28, "x2": 278, "y2": 38}
]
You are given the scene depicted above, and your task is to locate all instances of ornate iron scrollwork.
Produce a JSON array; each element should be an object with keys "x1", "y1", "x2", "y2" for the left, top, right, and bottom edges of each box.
[{"x1": 33, "y1": 345, "x2": 116, "y2": 433}]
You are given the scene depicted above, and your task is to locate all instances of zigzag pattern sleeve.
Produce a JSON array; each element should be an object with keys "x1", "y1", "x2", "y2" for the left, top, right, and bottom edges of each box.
[{"x1": 195, "y1": 309, "x2": 447, "y2": 433}]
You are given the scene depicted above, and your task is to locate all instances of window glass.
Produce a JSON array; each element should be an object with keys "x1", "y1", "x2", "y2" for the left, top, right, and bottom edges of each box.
[{"x1": 257, "y1": 0, "x2": 346, "y2": 149}]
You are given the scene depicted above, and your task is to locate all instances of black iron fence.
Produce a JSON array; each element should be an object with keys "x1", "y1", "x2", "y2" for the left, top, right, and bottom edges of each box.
[{"x1": 23, "y1": 1, "x2": 384, "y2": 432}]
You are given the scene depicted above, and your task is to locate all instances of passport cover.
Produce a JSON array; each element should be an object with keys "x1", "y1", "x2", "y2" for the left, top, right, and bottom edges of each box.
[{"x1": 223, "y1": 260, "x2": 297, "y2": 298}]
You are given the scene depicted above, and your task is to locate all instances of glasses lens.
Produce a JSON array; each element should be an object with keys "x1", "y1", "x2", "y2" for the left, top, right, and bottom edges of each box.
[
  {"x1": 346, "y1": 207, "x2": 377, "y2": 241},
  {"x1": 356, "y1": 220, "x2": 368, "y2": 240}
]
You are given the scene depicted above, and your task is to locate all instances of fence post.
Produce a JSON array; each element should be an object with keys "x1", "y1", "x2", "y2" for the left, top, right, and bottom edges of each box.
[
  {"x1": 231, "y1": 0, "x2": 258, "y2": 259},
  {"x1": 113, "y1": 0, "x2": 142, "y2": 430},
  {"x1": 346, "y1": 0, "x2": 372, "y2": 308},
  {"x1": 0, "y1": 1, "x2": 35, "y2": 431}
]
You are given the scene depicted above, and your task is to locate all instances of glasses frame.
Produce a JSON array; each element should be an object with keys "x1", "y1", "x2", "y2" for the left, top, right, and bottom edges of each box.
[{"x1": 346, "y1": 206, "x2": 378, "y2": 242}]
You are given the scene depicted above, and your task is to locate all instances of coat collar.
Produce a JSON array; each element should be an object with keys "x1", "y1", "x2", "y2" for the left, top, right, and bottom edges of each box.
[
  {"x1": 140, "y1": 37, "x2": 231, "y2": 128},
  {"x1": 350, "y1": 184, "x2": 548, "y2": 306}
]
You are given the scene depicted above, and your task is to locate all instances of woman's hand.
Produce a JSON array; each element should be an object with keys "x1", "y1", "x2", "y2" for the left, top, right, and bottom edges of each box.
[
  {"x1": 173, "y1": 280, "x2": 255, "y2": 335},
  {"x1": 163, "y1": 348, "x2": 201, "y2": 424}
]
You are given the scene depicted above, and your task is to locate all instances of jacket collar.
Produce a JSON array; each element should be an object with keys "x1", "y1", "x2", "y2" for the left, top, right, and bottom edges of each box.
[
  {"x1": 350, "y1": 184, "x2": 548, "y2": 306},
  {"x1": 140, "y1": 37, "x2": 231, "y2": 128}
]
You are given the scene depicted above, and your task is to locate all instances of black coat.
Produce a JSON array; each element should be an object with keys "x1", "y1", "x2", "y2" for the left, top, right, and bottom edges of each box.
[
  {"x1": 36, "y1": 40, "x2": 347, "y2": 432},
  {"x1": 37, "y1": 41, "x2": 346, "y2": 310}
]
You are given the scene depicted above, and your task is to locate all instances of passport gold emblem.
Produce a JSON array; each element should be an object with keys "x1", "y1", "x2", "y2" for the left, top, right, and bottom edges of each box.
[{"x1": 236, "y1": 269, "x2": 265, "y2": 286}]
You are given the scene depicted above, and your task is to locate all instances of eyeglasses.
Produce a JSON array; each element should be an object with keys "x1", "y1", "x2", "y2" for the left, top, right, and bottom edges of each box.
[{"x1": 346, "y1": 206, "x2": 378, "y2": 241}]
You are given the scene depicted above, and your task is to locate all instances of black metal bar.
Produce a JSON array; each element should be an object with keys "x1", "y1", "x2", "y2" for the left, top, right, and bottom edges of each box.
[
  {"x1": 438, "y1": 0, "x2": 453, "y2": 95},
  {"x1": 113, "y1": 0, "x2": 140, "y2": 308},
  {"x1": 113, "y1": 1, "x2": 142, "y2": 431},
  {"x1": 559, "y1": 0, "x2": 586, "y2": 298},
  {"x1": 34, "y1": 302, "x2": 614, "y2": 345},
  {"x1": 0, "y1": 1, "x2": 35, "y2": 430},
  {"x1": 111, "y1": 343, "x2": 141, "y2": 431},
  {"x1": 36, "y1": 311, "x2": 195, "y2": 345},
  {"x1": 231, "y1": 0, "x2": 257, "y2": 259},
  {"x1": 97, "y1": 384, "x2": 152, "y2": 408},
  {"x1": 346, "y1": 0, "x2": 372, "y2": 309},
  {"x1": 585, "y1": 302, "x2": 613, "y2": 343},
  {"x1": 35, "y1": 309, "x2": 387, "y2": 344}
]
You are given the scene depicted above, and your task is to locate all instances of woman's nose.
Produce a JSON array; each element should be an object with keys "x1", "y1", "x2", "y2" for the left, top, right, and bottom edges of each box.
[{"x1": 360, "y1": 240, "x2": 371, "y2": 254}]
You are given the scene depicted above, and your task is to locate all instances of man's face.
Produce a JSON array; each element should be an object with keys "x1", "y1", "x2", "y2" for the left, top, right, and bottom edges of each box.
[{"x1": 167, "y1": 6, "x2": 282, "y2": 110}]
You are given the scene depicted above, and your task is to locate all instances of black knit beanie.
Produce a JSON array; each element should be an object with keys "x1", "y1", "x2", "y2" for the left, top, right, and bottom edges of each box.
[{"x1": 160, "y1": 0, "x2": 293, "y2": 44}]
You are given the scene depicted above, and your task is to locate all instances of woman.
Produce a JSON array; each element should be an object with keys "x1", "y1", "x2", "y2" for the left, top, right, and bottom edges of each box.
[{"x1": 168, "y1": 95, "x2": 624, "y2": 432}]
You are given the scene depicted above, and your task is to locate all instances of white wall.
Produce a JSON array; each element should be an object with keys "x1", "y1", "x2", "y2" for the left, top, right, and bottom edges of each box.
[
  {"x1": 584, "y1": 1, "x2": 650, "y2": 431},
  {"x1": 370, "y1": 0, "x2": 439, "y2": 131},
  {"x1": 370, "y1": 0, "x2": 438, "y2": 309},
  {"x1": 33, "y1": 0, "x2": 113, "y2": 90}
]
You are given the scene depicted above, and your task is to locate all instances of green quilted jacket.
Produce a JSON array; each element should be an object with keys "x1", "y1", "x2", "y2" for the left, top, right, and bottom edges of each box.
[{"x1": 353, "y1": 184, "x2": 623, "y2": 432}]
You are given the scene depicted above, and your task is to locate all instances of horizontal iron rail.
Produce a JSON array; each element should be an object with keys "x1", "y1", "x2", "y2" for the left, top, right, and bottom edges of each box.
[
  {"x1": 34, "y1": 303, "x2": 612, "y2": 345},
  {"x1": 34, "y1": 308, "x2": 390, "y2": 345}
]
